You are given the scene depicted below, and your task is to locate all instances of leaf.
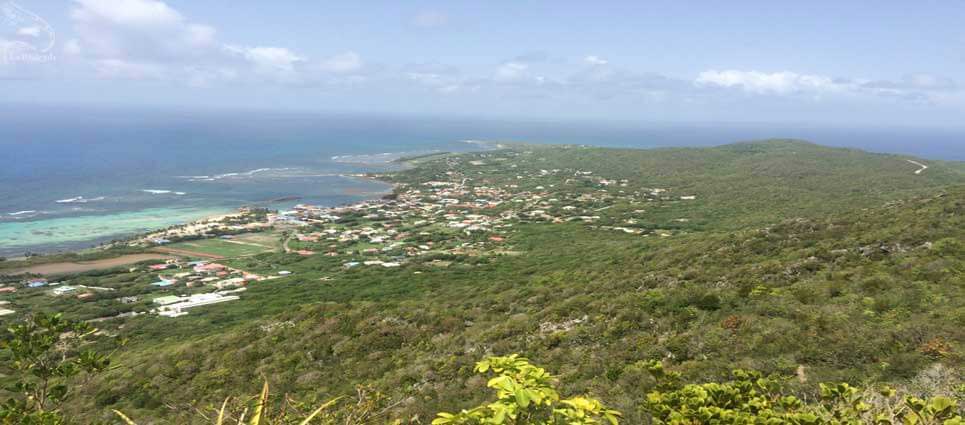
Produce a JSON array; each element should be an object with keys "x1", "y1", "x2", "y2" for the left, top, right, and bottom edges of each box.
[
  {"x1": 297, "y1": 396, "x2": 343, "y2": 425},
  {"x1": 250, "y1": 380, "x2": 269, "y2": 425},
  {"x1": 216, "y1": 397, "x2": 230, "y2": 425},
  {"x1": 514, "y1": 388, "x2": 530, "y2": 407},
  {"x1": 112, "y1": 409, "x2": 138, "y2": 425},
  {"x1": 928, "y1": 396, "x2": 956, "y2": 415}
]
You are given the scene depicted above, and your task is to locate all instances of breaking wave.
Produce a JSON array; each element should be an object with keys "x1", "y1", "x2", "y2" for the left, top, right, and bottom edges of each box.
[
  {"x1": 55, "y1": 196, "x2": 105, "y2": 204},
  {"x1": 142, "y1": 190, "x2": 186, "y2": 195}
]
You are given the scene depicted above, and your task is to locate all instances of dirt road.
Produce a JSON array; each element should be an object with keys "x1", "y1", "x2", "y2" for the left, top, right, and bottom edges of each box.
[{"x1": 907, "y1": 159, "x2": 928, "y2": 175}]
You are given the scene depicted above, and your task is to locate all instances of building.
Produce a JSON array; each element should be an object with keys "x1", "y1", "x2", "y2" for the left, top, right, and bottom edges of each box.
[
  {"x1": 51, "y1": 285, "x2": 77, "y2": 296},
  {"x1": 157, "y1": 293, "x2": 240, "y2": 317},
  {"x1": 26, "y1": 278, "x2": 48, "y2": 288}
]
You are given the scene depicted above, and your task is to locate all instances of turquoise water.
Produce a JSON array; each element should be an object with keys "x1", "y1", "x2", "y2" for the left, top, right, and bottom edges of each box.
[{"x1": 0, "y1": 207, "x2": 230, "y2": 255}]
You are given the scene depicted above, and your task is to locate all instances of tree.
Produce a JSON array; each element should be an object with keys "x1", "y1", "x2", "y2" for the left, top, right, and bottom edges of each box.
[
  {"x1": 0, "y1": 313, "x2": 114, "y2": 424},
  {"x1": 433, "y1": 355, "x2": 621, "y2": 425}
]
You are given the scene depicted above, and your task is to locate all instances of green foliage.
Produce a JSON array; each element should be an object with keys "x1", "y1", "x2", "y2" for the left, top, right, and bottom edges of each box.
[
  {"x1": 0, "y1": 313, "x2": 114, "y2": 424},
  {"x1": 641, "y1": 362, "x2": 964, "y2": 424},
  {"x1": 4, "y1": 142, "x2": 963, "y2": 422},
  {"x1": 433, "y1": 355, "x2": 621, "y2": 425}
]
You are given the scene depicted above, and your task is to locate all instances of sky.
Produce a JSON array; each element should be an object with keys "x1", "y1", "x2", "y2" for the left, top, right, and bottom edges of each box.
[{"x1": 2, "y1": 0, "x2": 965, "y2": 126}]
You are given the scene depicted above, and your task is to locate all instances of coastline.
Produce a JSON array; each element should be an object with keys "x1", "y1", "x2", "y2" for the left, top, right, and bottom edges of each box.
[
  {"x1": 0, "y1": 173, "x2": 398, "y2": 259},
  {"x1": 0, "y1": 206, "x2": 234, "y2": 258},
  {"x1": 0, "y1": 142, "x2": 497, "y2": 259}
]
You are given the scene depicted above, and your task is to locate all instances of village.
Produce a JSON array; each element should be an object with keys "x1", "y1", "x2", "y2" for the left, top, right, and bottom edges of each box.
[{"x1": 0, "y1": 149, "x2": 700, "y2": 322}]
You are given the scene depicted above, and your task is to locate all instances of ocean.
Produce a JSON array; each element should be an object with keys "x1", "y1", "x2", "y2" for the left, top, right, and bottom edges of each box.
[{"x1": 2, "y1": 105, "x2": 963, "y2": 257}]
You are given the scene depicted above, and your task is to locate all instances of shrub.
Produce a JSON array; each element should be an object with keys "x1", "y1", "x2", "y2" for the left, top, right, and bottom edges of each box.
[{"x1": 433, "y1": 355, "x2": 621, "y2": 424}]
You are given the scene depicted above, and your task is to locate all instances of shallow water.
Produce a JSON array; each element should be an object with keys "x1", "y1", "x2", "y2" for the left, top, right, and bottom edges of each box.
[{"x1": 0, "y1": 207, "x2": 229, "y2": 255}]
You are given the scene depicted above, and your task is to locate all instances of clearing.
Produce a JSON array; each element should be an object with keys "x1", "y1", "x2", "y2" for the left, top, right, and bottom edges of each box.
[
  {"x1": 157, "y1": 235, "x2": 277, "y2": 259},
  {"x1": 7, "y1": 253, "x2": 174, "y2": 276}
]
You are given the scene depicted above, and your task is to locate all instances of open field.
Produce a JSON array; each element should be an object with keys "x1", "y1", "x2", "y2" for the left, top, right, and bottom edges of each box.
[
  {"x1": 158, "y1": 235, "x2": 277, "y2": 258},
  {"x1": 5, "y1": 253, "x2": 174, "y2": 276},
  {"x1": 230, "y1": 231, "x2": 282, "y2": 249}
]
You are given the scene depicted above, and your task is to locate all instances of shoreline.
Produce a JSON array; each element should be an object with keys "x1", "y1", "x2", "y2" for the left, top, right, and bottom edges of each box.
[
  {"x1": 0, "y1": 173, "x2": 399, "y2": 259},
  {"x1": 0, "y1": 141, "x2": 497, "y2": 259}
]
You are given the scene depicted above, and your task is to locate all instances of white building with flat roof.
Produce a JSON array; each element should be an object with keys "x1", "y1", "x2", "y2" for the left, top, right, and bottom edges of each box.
[{"x1": 157, "y1": 293, "x2": 240, "y2": 317}]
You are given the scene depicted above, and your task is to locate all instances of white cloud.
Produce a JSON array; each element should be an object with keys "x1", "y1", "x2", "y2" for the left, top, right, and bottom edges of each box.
[
  {"x1": 407, "y1": 72, "x2": 445, "y2": 85},
  {"x1": 319, "y1": 51, "x2": 363, "y2": 73},
  {"x1": 69, "y1": 0, "x2": 218, "y2": 61},
  {"x1": 64, "y1": 0, "x2": 368, "y2": 84},
  {"x1": 70, "y1": 0, "x2": 181, "y2": 27},
  {"x1": 584, "y1": 55, "x2": 608, "y2": 66},
  {"x1": 860, "y1": 73, "x2": 957, "y2": 92},
  {"x1": 412, "y1": 11, "x2": 448, "y2": 28},
  {"x1": 494, "y1": 62, "x2": 530, "y2": 82},
  {"x1": 226, "y1": 46, "x2": 304, "y2": 72},
  {"x1": 695, "y1": 70, "x2": 839, "y2": 95},
  {"x1": 694, "y1": 69, "x2": 957, "y2": 103}
]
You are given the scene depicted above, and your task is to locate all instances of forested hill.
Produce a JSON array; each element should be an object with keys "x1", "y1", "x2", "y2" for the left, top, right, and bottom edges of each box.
[{"x1": 36, "y1": 141, "x2": 965, "y2": 422}]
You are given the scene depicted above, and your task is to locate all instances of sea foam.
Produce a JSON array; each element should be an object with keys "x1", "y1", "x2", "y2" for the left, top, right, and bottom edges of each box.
[{"x1": 55, "y1": 196, "x2": 104, "y2": 204}]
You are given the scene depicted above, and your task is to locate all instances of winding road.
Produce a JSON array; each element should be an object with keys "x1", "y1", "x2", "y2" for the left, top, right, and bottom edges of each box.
[{"x1": 906, "y1": 160, "x2": 928, "y2": 175}]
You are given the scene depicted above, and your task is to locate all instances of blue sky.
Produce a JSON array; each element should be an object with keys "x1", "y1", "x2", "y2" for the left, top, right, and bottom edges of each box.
[{"x1": 2, "y1": 0, "x2": 964, "y2": 126}]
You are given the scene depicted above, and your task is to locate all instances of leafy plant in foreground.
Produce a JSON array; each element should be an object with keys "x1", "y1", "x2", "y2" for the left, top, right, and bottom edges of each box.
[
  {"x1": 0, "y1": 313, "x2": 114, "y2": 424},
  {"x1": 640, "y1": 361, "x2": 963, "y2": 424},
  {"x1": 113, "y1": 381, "x2": 393, "y2": 425},
  {"x1": 433, "y1": 354, "x2": 621, "y2": 425}
]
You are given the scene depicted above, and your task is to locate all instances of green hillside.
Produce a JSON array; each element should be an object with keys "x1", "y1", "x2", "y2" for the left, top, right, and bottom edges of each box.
[{"x1": 4, "y1": 141, "x2": 963, "y2": 423}]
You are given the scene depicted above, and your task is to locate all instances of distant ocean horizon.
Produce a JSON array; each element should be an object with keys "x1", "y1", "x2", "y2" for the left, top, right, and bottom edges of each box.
[{"x1": 2, "y1": 105, "x2": 963, "y2": 257}]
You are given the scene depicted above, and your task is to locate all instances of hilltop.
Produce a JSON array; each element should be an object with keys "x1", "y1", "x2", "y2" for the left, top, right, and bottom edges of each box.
[{"x1": 1, "y1": 140, "x2": 962, "y2": 422}]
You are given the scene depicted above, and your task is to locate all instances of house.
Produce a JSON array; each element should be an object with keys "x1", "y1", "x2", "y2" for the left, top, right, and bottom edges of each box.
[
  {"x1": 26, "y1": 278, "x2": 48, "y2": 288},
  {"x1": 215, "y1": 278, "x2": 246, "y2": 289},
  {"x1": 0, "y1": 287, "x2": 17, "y2": 293},
  {"x1": 194, "y1": 263, "x2": 227, "y2": 273},
  {"x1": 0, "y1": 309, "x2": 15, "y2": 316},
  {"x1": 51, "y1": 286, "x2": 77, "y2": 296}
]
